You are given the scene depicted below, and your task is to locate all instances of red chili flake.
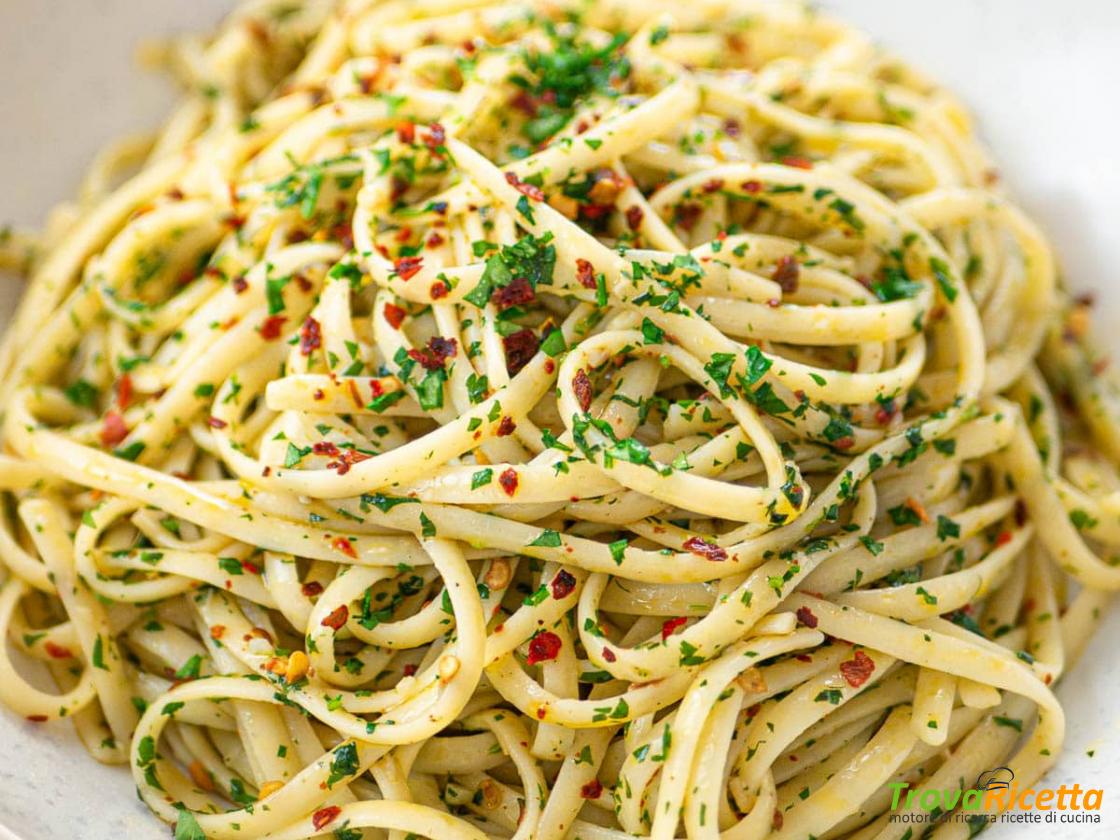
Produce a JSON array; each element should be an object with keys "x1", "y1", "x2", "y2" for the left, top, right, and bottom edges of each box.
[
  {"x1": 301, "y1": 581, "x2": 324, "y2": 597},
  {"x1": 625, "y1": 205, "x2": 644, "y2": 231},
  {"x1": 426, "y1": 232, "x2": 445, "y2": 248},
  {"x1": 833, "y1": 436, "x2": 854, "y2": 450},
  {"x1": 259, "y1": 315, "x2": 287, "y2": 340},
  {"x1": 491, "y1": 275, "x2": 535, "y2": 309},
  {"x1": 232, "y1": 275, "x2": 249, "y2": 294},
  {"x1": 550, "y1": 570, "x2": 577, "y2": 600},
  {"x1": 682, "y1": 536, "x2": 728, "y2": 562},
  {"x1": 295, "y1": 274, "x2": 312, "y2": 293},
  {"x1": 527, "y1": 630, "x2": 562, "y2": 665},
  {"x1": 601, "y1": 647, "x2": 616, "y2": 662},
  {"x1": 100, "y1": 412, "x2": 129, "y2": 447},
  {"x1": 312, "y1": 806, "x2": 341, "y2": 830},
  {"x1": 771, "y1": 256, "x2": 800, "y2": 294},
  {"x1": 544, "y1": 359, "x2": 555, "y2": 374},
  {"x1": 772, "y1": 810, "x2": 784, "y2": 830},
  {"x1": 332, "y1": 537, "x2": 357, "y2": 559},
  {"x1": 299, "y1": 317, "x2": 322, "y2": 355},
  {"x1": 27, "y1": 715, "x2": 48, "y2": 722},
  {"x1": 313, "y1": 389, "x2": 325, "y2": 400},
  {"x1": 210, "y1": 625, "x2": 226, "y2": 640},
  {"x1": 661, "y1": 616, "x2": 687, "y2": 640},
  {"x1": 321, "y1": 605, "x2": 349, "y2": 630},
  {"x1": 839, "y1": 649, "x2": 875, "y2": 687},
  {"x1": 408, "y1": 336, "x2": 457, "y2": 370},
  {"x1": 496, "y1": 416, "x2": 517, "y2": 436},
  {"x1": 781, "y1": 155, "x2": 813, "y2": 170},
  {"x1": 674, "y1": 203, "x2": 702, "y2": 232},
  {"x1": 394, "y1": 256, "x2": 423, "y2": 281},
  {"x1": 795, "y1": 606, "x2": 818, "y2": 628},
  {"x1": 313, "y1": 441, "x2": 341, "y2": 457},
  {"x1": 510, "y1": 90, "x2": 538, "y2": 116},
  {"x1": 327, "y1": 222, "x2": 354, "y2": 249},
  {"x1": 575, "y1": 258, "x2": 597, "y2": 289},
  {"x1": 580, "y1": 780, "x2": 603, "y2": 799},
  {"x1": 430, "y1": 280, "x2": 448, "y2": 299},
  {"x1": 383, "y1": 302, "x2": 407, "y2": 329},
  {"x1": 396, "y1": 121, "x2": 415, "y2": 144},
  {"x1": 572, "y1": 369, "x2": 593, "y2": 412},
  {"x1": 403, "y1": 663, "x2": 418, "y2": 677},
  {"x1": 329, "y1": 449, "x2": 372, "y2": 476},
  {"x1": 795, "y1": 653, "x2": 813, "y2": 662},
  {"x1": 422, "y1": 122, "x2": 446, "y2": 151},
  {"x1": 498, "y1": 467, "x2": 519, "y2": 496},
  {"x1": 207, "y1": 416, "x2": 228, "y2": 429},
  {"x1": 995, "y1": 530, "x2": 1014, "y2": 546},
  {"x1": 242, "y1": 560, "x2": 260, "y2": 575},
  {"x1": 701, "y1": 178, "x2": 725, "y2": 193},
  {"x1": 504, "y1": 171, "x2": 545, "y2": 202},
  {"x1": 723, "y1": 118, "x2": 741, "y2": 138},
  {"x1": 116, "y1": 374, "x2": 133, "y2": 410},
  {"x1": 875, "y1": 403, "x2": 896, "y2": 425},
  {"x1": 45, "y1": 642, "x2": 73, "y2": 659},
  {"x1": 580, "y1": 203, "x2": 612, "y2": 221},
  {"x1": 502, "y1": 328, "x2": 539, "y2": 375},
  {"x1": 429, "y1": 335, "x2": 457, "y2": 362},
  {"x1": 742, "y1": 180, "x2": 762, "y2": 194}
]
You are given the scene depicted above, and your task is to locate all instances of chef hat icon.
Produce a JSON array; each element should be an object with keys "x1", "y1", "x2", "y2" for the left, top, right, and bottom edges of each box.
[{"x1": 976, "y1": 767, "x2": 1015, "y2": 791}]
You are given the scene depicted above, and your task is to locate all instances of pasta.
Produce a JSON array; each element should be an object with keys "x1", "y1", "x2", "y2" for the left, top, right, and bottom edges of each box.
[{"x1": 1, "y1": 1, "x2": 1117, "y2": 838}]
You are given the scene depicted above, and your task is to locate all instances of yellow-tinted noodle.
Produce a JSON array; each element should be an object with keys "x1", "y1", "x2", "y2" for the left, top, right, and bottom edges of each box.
[{"x1": 0, "y1": 1, "x2": 1116, "y2": 838}]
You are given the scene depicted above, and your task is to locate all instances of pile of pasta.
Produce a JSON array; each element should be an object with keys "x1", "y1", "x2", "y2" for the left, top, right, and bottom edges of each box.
[{"x1": 2, "y1": 1, "x2": 1118, "y2": 838}]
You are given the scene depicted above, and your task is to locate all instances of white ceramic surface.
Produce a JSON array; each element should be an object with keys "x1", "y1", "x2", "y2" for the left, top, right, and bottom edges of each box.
[{"x1": 1, "y1": 2, "x2": 1118, "y2": 838}]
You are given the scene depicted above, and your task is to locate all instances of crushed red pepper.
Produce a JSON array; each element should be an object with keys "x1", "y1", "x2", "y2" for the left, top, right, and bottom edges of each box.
[
  {"x1": 839, "y1": 650, "x2": 875, "y2": 687},
  {"x1": 572, "y1": 369, "x2": 593, "y2": 411},
  {"x1": 527, "y1": 630, "x2": 562, "y2": 665},
  {"x1": 321, "y1": 605, "x2": 349, "y2": 630},
  {"x1": 550, "y1": 570, "x2": 577, "y2": 599},
  {"x1": 682, "y1": 536, "x2": 728, "y2": 561}
]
